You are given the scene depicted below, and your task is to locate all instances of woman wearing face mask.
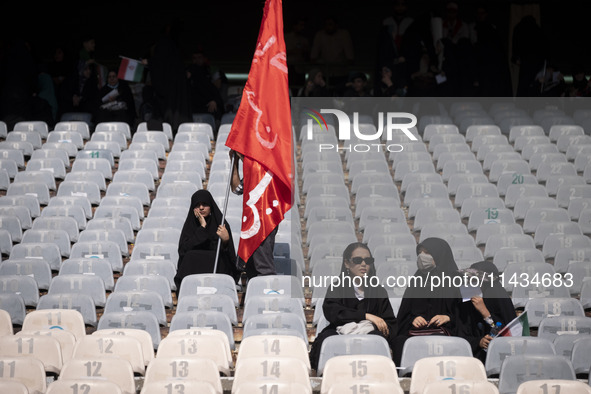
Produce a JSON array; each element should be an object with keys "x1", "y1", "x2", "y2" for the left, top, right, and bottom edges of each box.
[
  {"x1": 174, "y1": 190, "x2": 241, "y2": 292},
  {"x1": 308, "y1": 242, "x2": 397, "y2": 372},
  {"x1": 392, "y1": 237, "x2": 462, "y2": 367}
]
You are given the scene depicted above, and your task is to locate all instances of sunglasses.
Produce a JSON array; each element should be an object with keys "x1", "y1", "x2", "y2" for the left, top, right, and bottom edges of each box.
[{"x1": 349, "y1": 257, "x2": 375, "y2": 265}]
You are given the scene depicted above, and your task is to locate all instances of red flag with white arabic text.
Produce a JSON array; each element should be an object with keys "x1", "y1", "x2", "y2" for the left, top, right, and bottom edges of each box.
[{"x1": 225, "y1": 0, "x2": 293, "y2": 263}]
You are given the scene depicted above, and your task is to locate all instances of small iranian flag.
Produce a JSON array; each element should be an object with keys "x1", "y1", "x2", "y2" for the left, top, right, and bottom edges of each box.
[
  {"x1": 118, "y1": 56, "x2": 144, "y2": 82},
  {"x1": 498, "y1": 311, "x2": 530, "y2": 337}
]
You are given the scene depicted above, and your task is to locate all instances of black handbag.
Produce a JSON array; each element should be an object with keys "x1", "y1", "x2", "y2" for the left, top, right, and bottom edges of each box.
[{"x1": 408, "y1": 326, "x2": 451, "y2": 336}]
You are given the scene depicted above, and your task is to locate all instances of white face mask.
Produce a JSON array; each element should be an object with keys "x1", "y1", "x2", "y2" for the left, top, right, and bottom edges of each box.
[{"x1": 417, "y1": 252, "x2": 435, "y2": 271}]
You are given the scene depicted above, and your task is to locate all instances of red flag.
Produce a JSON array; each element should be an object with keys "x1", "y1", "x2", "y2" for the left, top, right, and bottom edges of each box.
[{"x1": 225, "y1": 0, "x2": 293, "y2": 263}]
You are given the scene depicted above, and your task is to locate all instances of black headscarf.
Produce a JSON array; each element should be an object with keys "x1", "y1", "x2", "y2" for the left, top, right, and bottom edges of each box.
[
  {"x1": 395, "y1": 237, "x2": 462, "y2": 335},
  {"x1": 405, "y1": 237, "x2": 461, "y2": 298},
  {"x1": 468, "y1": 260, "x2": 516, "y2": 325},
  {"x1": 328, "y1": 242, "x2": 381, "y2": 299}
]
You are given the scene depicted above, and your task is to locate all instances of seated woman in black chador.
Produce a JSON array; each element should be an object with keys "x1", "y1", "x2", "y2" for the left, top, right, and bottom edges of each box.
[
  {"x1": 392, "y1": 237, "x2": 463, "y2": 367},
  {"x1": 458, "y1": 260, "x2": 517, "y2": 362},
  {"x1": 309, "y1": 242, "x2": 397, "y2": 371},
  {"x1": 174, "y1": 189, "x2": 241, "y2": 292}
]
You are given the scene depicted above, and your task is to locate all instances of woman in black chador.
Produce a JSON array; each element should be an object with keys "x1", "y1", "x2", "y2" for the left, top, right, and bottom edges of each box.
[
  {"x1": 458, "y1": 260, "x2": 517, "y2": 362},
  {"x1": 309, "y1": 242, "x2": 397, "y2": 371},
  {"x1": 392, "y1": 237, "x2": 463, "y2": 367},
  {"x1": 174, "y1": 190, "x2": 241, "y2": 292}
]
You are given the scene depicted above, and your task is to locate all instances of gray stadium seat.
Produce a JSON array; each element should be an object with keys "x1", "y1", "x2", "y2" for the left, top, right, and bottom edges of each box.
[
  {"x1": 0, "y1": 274, "x2": 39, "y2": 306},
  {"x1": 69, "y1": 240, "x2": 123, "y2": 272},
  {"x1": 98, "y1": 311, "x2": 161, "y2": 350},
  {"x1": 59, "y1": 257, "x2": 115, "y2": 291},
  {"x1": 398, "y1": 336, "x2": 473, "y2": 377},
  {"x1": 485, "y1": 336, "x2": 555, "y2": 377},
  {"x1": 48, "y1": 274, "x2": 106, "y2": 307},
  {"x1": 104, "y1": 290, "x2": 167, "y2": 325},
  {"x1": 524, "y1": 297, "x2": 585, "y2": 327},
  {"x1": 114, "y1": 274, "x2": 172, "y2": 308},
  {"x1": 37, "y1": 293, "x2": 97, "y2": 326},
  {"x1": 497, "y1": 355, "x2": 576, "y2": 394}
]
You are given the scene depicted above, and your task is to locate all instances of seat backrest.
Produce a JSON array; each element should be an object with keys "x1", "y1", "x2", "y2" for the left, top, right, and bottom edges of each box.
[
  {"x1": 0, "y1": 294, "x2": 26, "y2": 326},
  {"x1": 144, "y1": 357, "x2": 222, "y2": 393},
  {"x1": 0, "y1": 205, "x2": 32, "y2": 229},
  {"x1": 41, "y1": 205, "x2": 87, "y2": 231},
  {"x1": 0, "y1": 334, "x2": 63, "y2": 374},
  {"x1": 141, "y1": 380, "x2": 219, "y2": 394},
  {"x1": 97, "y1": 311, "x2": 161, "y2": 350},
  {"x1": 0, "y1": 356, "x2": 46, "y2": 394},
  {"x1": 122, "y1": 259, "x2": 176, "y2": 291},
  {"x1": 483, "y1": 234, "x2": 535, "y2": 260},
  {"x1": 57, "y1": 180, "x2": 102, "y2": 205},
  {"x1": 7, "y1": 181, "x2": 50, "y2": 205},
  {"x1": 424, "y1": 380, "x2": 499, "y2": 394},
  {"x1": 169, "y1": 311, "x2": 234, "y2": 349},
  {"x1": 236, "y1": 334, "x2": 310, "y2": 371},
  {"x1": 0, "y1": 308, "x2": 13, "y2": 336},
  {"x1": 176, "y1": 294, "x2": 237, "y2": 325},
  {"x1": 104, "y1": 291, "x2": 166, "y2": 325},
  {"x1": 16, "y1": 328, "x2": 77, "y2": 364},
  {"x1": 156, "y1": 334, "x2": 231, "y2": 375},
  {"x1": 0, "y1": 380, "x2": 29, "y2": 394},
  {"x1": 554, "y1": 247, "x2": 591, "y2": 273},
  {"x1": 413, "y1": 207, "x2": 461, "y2": 231},
  {"x1": 59, "y1": 357, "x2": 135, "y2": 394},
  {"x1": 177, "y1": 273, "x2": 239, "y2": 306},
  {"x1": 320, "y1": 354, "x2": 399, "y2": 394},
  {"x1": 538, "y1": 316, "x2": 591, "y2": 341},
  {"x1": 534, "y1": 221, "x2": 582, "y2": 246},
  {"x1": 233, "y1": 356, "x2": 310, "y2": 390},
  {"x1": 92, "y1": 328, "x2": 154, "y2": 367},
  {"x1": 37, "y1": 292, "x2": 97, "y2": 326},
  {"x1": 399, "y1": 336, "x2": 473, "y2": 376},
  {"x1": 93, "y1": 205, "x2": 141, "y2": 232},
  {"x1": 73, "y1": 335, "x2": 145, "y2": 375},
  {"x1": 0, "y1": 257, "x2": 52, "y2": 290},
  {"x1": 317, "y1": 334, "x2": 392, "y2": 376},
  {"x1": 46, "y1": 380, "x2": 123, "y2": 394},
  {"x1": 244, "y1": 275, "x2": 305, "y2": 304},
  {"x1": 513, "y1": 197, "x2": 559, "y2": 221},
  {"x1": 0, "y1": 274, "x2": 39, "y2": 307},
  {"x1": 516, "y1": 379, "x2": 591, "y2": 394},
  {"x1": 409, "y1": 356, "x2": 487, "y2": 394},
  {"x1": 49, "y1": 273, "x2": 107, "y2": 307},
  {"x1": 498, "y1": 355, "x2": 576, "y2": 394},
  {"x1": 404, "y1": 181, "x2": 449, "y2": 208},
  {"x1": 525, "y1": 297, "x2": 585, "y2": 327},
  {"x1": 113, "y1": 274, "x2": 172, "y2": 308},
  {"x1": 504, "y1": 184, "x2": 548, "y2": 208},
  {"x1": 22, "y1": 309, "x2": 84, "y2": 341},
  {"x1": 475, "y1": 223, "x2": 523, "y2": 246},
  {"x1": 485, "y1": 336, "x2": 555, "y2": 377}
]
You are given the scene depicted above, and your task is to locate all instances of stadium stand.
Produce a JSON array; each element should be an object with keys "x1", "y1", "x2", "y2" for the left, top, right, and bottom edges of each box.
[{"x1": 2, "y1": 98, "x2": 591, "y2": 393}]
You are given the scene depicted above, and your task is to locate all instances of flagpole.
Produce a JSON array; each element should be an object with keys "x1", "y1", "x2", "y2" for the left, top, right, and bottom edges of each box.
[{"x1": 213, "y1": 153, "x2": 236, "y2": 274}]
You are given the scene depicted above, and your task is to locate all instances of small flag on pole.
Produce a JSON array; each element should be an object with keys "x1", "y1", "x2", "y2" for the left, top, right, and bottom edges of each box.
[
  {"x1": 498, "y1": 311, "x2": 530, "y2": 337},
  {"x1": 117, "y1": 56, "x2": 144, "y2": 82}
]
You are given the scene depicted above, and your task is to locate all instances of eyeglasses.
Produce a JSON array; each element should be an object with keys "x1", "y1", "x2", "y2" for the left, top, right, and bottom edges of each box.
[{"x1": 349, "y1": 257, "x2": 375, "y2": 265}]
